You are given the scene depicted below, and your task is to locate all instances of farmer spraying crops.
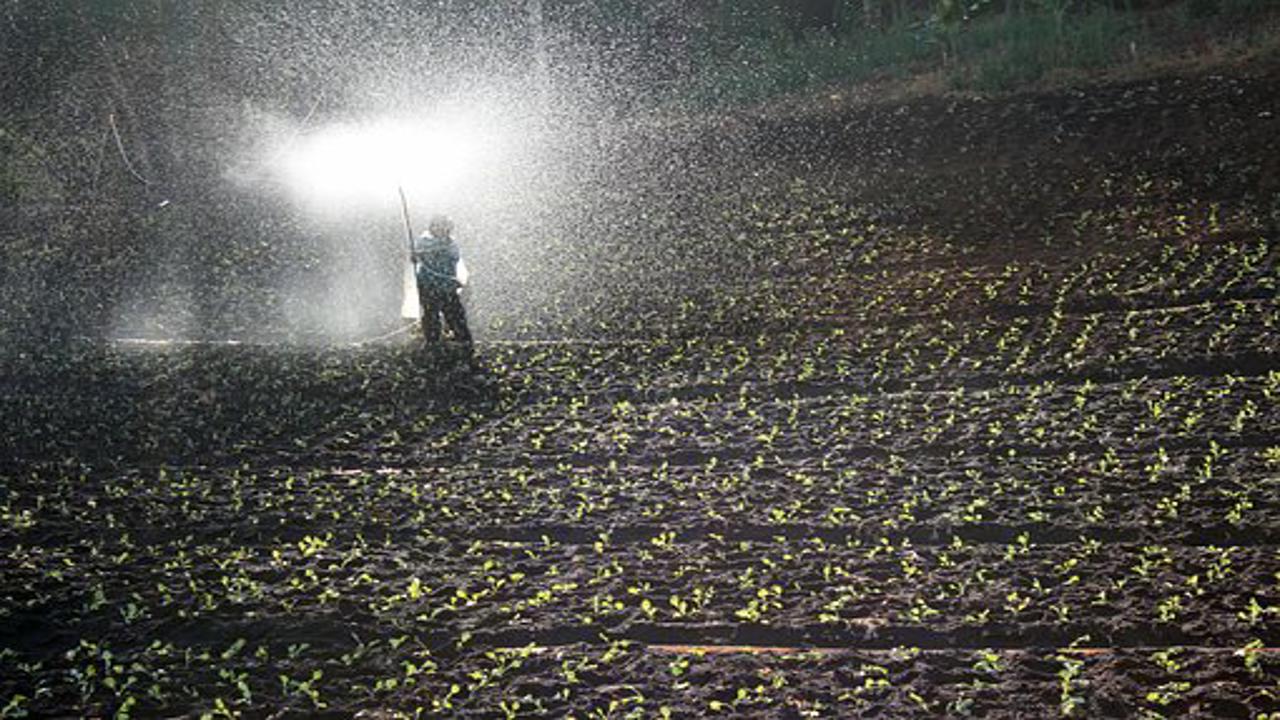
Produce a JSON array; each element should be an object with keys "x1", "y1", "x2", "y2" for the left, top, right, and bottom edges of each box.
[{"x1": 412, "y1": 214, "x2": 472, "y2": 347}]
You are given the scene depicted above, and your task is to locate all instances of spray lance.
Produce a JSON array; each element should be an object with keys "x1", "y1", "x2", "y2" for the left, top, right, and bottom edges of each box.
[
  {"x1": 398, "y1": 184, "x2": 416, "y2": 256},
  {"x1": 398, "y1": 185, "x2": 421, "y2": 319}
]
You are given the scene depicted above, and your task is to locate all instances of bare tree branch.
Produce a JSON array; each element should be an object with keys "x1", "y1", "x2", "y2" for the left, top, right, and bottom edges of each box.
[{"x1": 108, "y1": 110, "x2": 151, "y2": 186}]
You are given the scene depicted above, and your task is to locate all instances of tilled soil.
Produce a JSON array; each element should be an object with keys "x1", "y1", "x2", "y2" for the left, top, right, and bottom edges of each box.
[{"x1": 2, "y1": 59, "x2": 1279, "y2": 717}]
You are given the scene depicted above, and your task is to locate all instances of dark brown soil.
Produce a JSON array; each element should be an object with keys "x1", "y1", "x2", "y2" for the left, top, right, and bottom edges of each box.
[{"x1": 1, "y1": 57, "x2": 1278, "y2": 718}]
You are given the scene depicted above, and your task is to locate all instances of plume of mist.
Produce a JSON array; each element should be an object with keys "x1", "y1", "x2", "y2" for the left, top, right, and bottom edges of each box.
[{"x1": 27, "y1": 1, "x2": 734, "y2": 345}]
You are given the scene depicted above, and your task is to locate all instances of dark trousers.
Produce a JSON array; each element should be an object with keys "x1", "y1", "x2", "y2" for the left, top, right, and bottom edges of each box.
[{"x1": 419, "y1": 286, "x2": 471, "y2": 344}]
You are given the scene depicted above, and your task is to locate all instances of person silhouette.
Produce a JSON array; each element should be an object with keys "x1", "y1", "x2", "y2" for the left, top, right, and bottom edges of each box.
[{"x1": 411, "y1": 214, "x2": 471, "y2": 347}]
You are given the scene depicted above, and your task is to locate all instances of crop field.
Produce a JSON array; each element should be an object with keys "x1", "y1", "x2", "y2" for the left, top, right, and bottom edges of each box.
[{"x1": 3, "y1": 69, "x2": 1280, "y2": 717}]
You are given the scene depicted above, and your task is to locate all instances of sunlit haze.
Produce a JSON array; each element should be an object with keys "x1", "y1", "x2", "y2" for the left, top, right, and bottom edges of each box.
[{"x1": 280, "y1": 116, "x2": 498, "y2": 207}]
